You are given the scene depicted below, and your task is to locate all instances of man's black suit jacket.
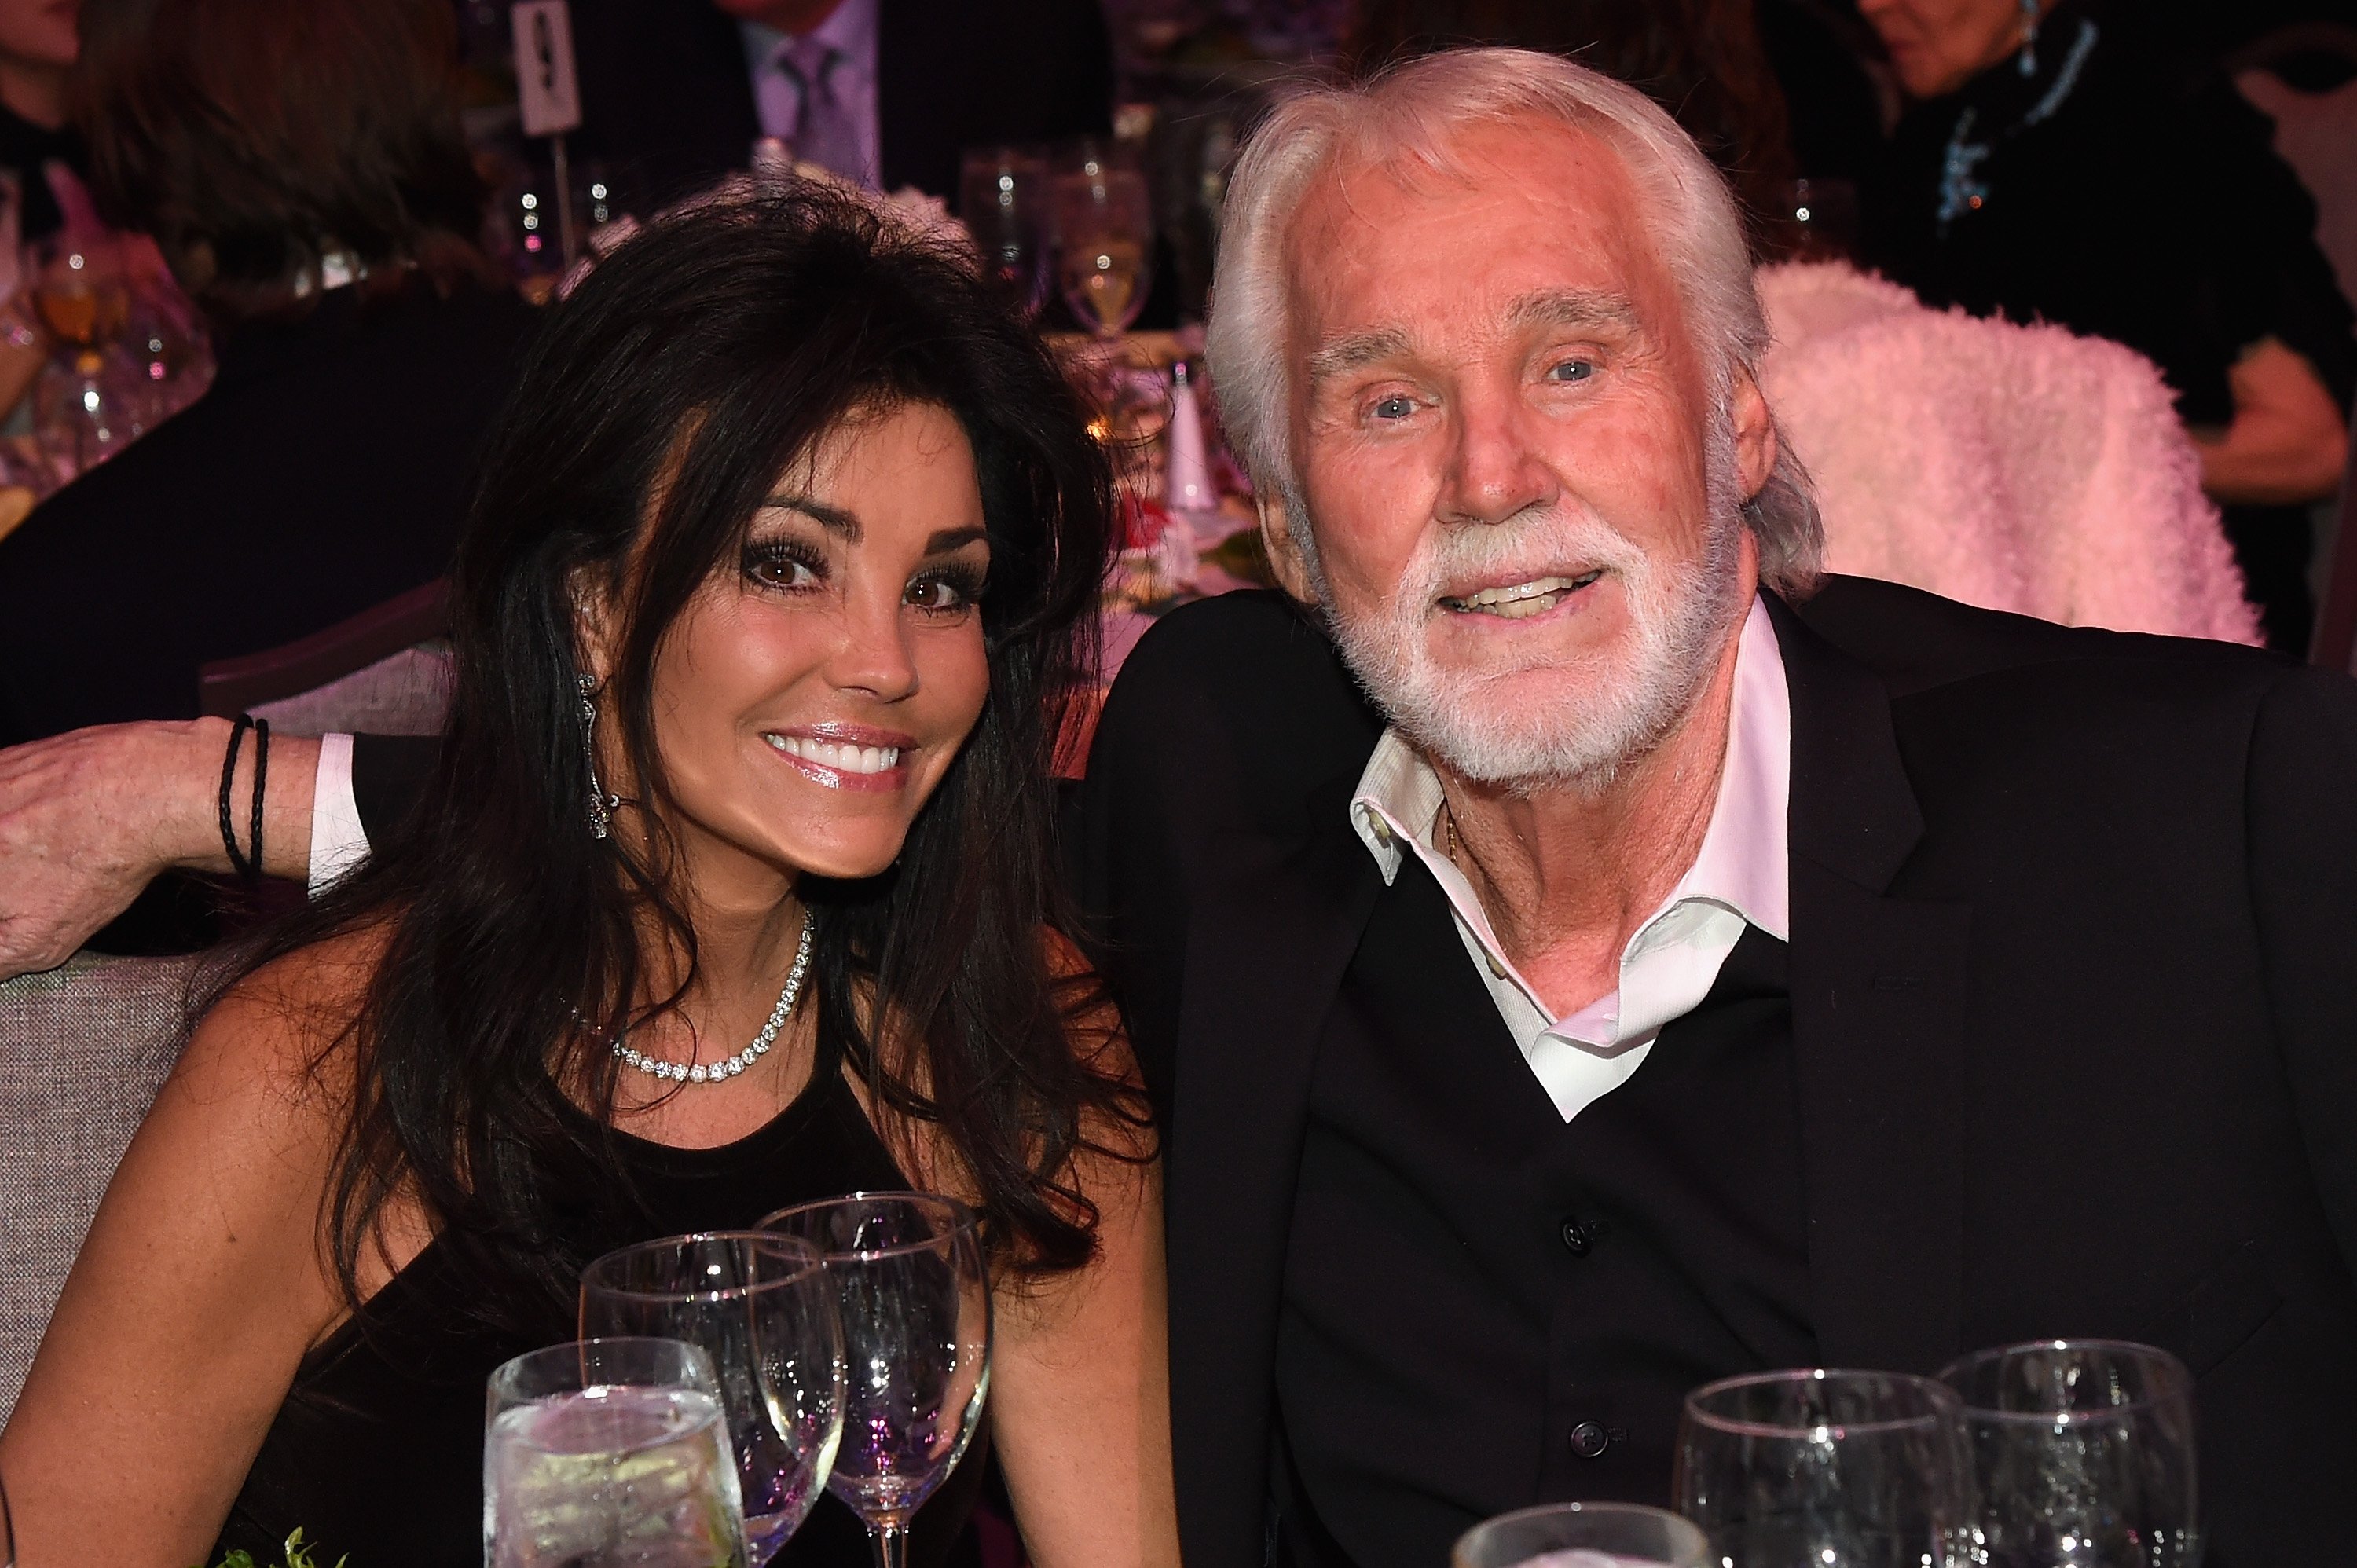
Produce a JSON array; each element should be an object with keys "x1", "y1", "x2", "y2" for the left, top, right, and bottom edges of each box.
[
  {"x1": 567, "y1": 0, "x2": 1113, "y2": 207},
  {"x1": 1076, "y1": 578, "x2": 2357, "y2": 1568}
]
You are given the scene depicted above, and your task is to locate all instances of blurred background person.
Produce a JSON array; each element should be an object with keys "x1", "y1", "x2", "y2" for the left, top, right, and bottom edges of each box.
[
  {"x1": 0, "y1": 0, "x2": 80, "y2": 242},
  {"x1": 1339, "y1": 0, "x2": 1882, "y2": 262},
  {"x1": 0, "y1": 0, "x2": 536, "y2": 747},
  {"x1": 1855, "y1": 0, "x2": 2355, "y2": 653},
  {"x1": 565, "y1": 0, "x2": 1116, "y2": 210}
]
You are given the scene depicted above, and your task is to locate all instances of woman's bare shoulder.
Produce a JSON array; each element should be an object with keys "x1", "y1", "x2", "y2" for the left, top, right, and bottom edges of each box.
[{"x1": 174, "y1": 925, "x2": 392, "y2": 1133}]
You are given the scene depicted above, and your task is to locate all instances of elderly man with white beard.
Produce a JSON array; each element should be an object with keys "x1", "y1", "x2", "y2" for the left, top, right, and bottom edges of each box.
[{"x1": 1078, "y1": 46, "x2": 2357, "y2": 1568}]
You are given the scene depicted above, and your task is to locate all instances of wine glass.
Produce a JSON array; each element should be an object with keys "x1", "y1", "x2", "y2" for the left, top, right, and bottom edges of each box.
[
  {"x1": 581, "y1": 1233, "x2": 847, "y2": 1566},
  {"x1": 28, "y1": 232, "x2": 129, "y2": 351},
  {"x1": 1454, "y1": 1500, "x2": 1711, "y2": 1568},
  {"x1": 1937, "y1": 1339, "x2": 2199, "y2": 1568},
  {"x1": 959, "y1": 147, "x2": 1050, "y2": 320},
  {"x1": 1050, "y1": 148, "x2": 1153, "y2": 341},
  {"x1": 485, "y1": 1335, "x2": 752, "y2": 1568},
  {"x1": 1675, "y1": 1368, "x2": 1967, "y2": 1568},
  {"x1": 761, "y1": 1192, "x2": 992, "y2": 1568}
]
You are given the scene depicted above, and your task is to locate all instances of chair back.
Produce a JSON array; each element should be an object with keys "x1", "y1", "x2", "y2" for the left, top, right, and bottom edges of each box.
[
  {"x1": 0, "y1": 950, "x2": 208, "y2": 1423},
  {"x1": 198, "y1": 579, "x2": 453, "y2": 734},
  {"x1": 1758, "y1": 262, "x2": 2262, "y2": 644}
]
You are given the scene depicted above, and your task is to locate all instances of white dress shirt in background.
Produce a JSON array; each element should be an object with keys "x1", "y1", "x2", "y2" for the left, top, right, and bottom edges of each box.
[
  {"x1": 1348, "y1": 595, "x2": 1792, "y2": 1123},
  {"x1": 739, "y1": 0, "x2": 882, "y2": 189}
]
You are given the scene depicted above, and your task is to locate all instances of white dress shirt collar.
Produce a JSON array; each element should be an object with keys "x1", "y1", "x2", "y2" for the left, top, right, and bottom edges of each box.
[{"x1": 1347, "y1": 594, "x2": 1792, "y2": 1119}]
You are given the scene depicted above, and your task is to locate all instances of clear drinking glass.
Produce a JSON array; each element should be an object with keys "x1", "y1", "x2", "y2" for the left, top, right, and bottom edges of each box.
[
  {"x1": 1937, "y1": 1339, "x2": 2200, "y2": 1568},
  {"x1": 761, "y1": 1192, "x2": 992, "y2": 1568},
  {"x1": 959, "y1": 147, "x2": 1050, "y2": 320},
  {"x1": 484, "y1": 1335, "x2": 751, "y2": 1568},
  {"x1": 27, "y1": 232, "x2": 129, "y2": 350},
  {"x1": 1453, "y1": 1500, "x2": 1712, "y2": 1568},
  {"x1": 581, "y1": 1233, "x2": 846, "y2": 1566},
  {"x1": 1050, "y1": 148, "x2": 1153, "y2": 339},
  {"x1": 1675, "y1": 1368, "x2": 1967, "y2": 1568}
]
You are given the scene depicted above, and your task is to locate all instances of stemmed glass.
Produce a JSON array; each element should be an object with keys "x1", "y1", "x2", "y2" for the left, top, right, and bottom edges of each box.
[
  {"x1": 762, "y1": 1192, "x2": 992, "y2": 1568},
  {"x1": 1674, "y1": 1368, "x2": 1967, "y2": 1568},
  {"x1": 485, "y1": 1335, "x2": 751, "y2": 1568},
  {"x1": 581, "y1": 1233, "x2": 848, "y2": 1566},
  {"x1": 959, "y1": 147, "x2": 1050, "y2": 320},
  {"x1": 1937, "y1": 1339, "x2": 2200, "y2": 1568},
  {"x1": 1454, "y1": 1500, "x2": 1711, "y2": 1568},
  {"x1": 1050, "y1": 148, "x2": 1153, "y2": 341}
]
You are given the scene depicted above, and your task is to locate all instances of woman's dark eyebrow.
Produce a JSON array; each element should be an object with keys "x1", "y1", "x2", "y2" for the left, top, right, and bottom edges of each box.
[
  {"x1": 926, "y1": 526, "x2": 989, "y2": 553},
  {"x1": 761, "y1": 494, "x2": 860, "y2": 540}
]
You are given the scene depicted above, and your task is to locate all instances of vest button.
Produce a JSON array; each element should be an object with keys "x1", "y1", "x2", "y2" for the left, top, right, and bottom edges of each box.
[
  {"x1": 1559, "y1": 1217, "x2": 1592, "y2": 1257},
  {"x1": 1570, "y1": 1420, "x2": 1611, "y2": 1459}
]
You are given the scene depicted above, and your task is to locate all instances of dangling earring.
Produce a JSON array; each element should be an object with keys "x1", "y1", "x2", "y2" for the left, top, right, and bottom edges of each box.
[
  {"x1": 2018, "y1": 0, "x2": 2040, "y2": 75},
  {"x1": 578, "y1": 672, "x2": 620, "y2": 839}
]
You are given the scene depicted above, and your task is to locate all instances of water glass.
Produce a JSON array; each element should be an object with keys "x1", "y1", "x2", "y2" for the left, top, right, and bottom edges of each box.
[
  {"x1": 959, "y1": 147, "x2": 1050, "y2": 319},
  {"x1": 1938, "y1": 1340, "x2": 2199, "y2": 1568},
  {"x1": 485, "y1": 1336, "x2": 750, "y2": 1568},
  {"x1": 581, "y1": 1233, "x2": 846, "y2": 1566},
  {"x1": 1675, "y1": 1368, "x2": 1967, "y2": 1568},
  {"x1": 1050, "y1": 148, "x2": 1153, "y2": 339},
  {"x1": 762, "y1": 1192, "x2": 992, "y2": 1568},
  {"x1": 1454, "y1": 1500, "x2": 1711, "y2": 1568}
]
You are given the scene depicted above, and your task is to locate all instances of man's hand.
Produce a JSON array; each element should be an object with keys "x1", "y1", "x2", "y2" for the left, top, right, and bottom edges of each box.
[{"x1": 0, "y1": 719, "x2": 321, "y2": 980}]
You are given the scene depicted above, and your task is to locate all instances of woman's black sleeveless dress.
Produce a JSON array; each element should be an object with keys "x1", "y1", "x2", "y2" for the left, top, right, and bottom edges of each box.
[{"x1": 212, "y1": 1050, "x2": 987, "y2": 1567}]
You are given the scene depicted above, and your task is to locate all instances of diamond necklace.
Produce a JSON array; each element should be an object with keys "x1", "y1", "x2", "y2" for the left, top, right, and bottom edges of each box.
[{"x1": 607, "y1": 914, "x2": 814, "y2": 1086}]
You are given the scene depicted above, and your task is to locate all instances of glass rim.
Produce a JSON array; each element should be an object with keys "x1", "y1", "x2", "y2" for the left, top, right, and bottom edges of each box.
[
  {"x1": 580, "y1": 1229, "x2": 829, "y2": 1305},
  {"x1": 1458, "y1": 1497, "x2": 1704, "y2": 1533},
  {"x1": 489, "y1": 1333, "x2": 716, "y2": 1391},
  {"x1": 1682, "y1": 1367, "x2": 1961, "y2": 1439},
  {"x1": 759, "y1": 1189, "x2": 982, "y2": 1262},
  {"x1": 1936, "y1": 1337, "x2": 2194, "y2": 1421}
]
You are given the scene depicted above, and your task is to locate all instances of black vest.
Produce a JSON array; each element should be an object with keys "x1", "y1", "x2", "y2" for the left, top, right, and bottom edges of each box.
[{"x1": 1274, "y1": 859, "x2": 1816, "y2": 1568}]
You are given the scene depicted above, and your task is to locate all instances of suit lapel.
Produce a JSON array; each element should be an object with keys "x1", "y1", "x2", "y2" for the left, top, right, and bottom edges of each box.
[
  {"x1": 1772, "y1": 593, "x2": 1972, "y2": 1376},
  {"x1": 1165, "y1": 779, "x2": 1384, "y2": 1568}
]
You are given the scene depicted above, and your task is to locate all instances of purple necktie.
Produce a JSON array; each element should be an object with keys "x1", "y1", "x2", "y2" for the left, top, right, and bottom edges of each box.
[{"x1": 775, "y1": 38, "x2": 862, "y2": 185}]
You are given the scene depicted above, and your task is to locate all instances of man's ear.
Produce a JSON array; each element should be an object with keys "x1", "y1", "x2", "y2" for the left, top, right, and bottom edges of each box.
[
  {"x1": 1257, "y1": 488, "x2": 1321, "y2": 606},
  {"x1": 1728, "y1": 366, "x2": 1779, "y2": 504}
]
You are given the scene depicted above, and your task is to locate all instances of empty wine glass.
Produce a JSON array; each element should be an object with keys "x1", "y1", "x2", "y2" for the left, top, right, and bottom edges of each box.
[
  {"x1": 582, "y1": 1233, "x2": 846, "y2": 1566},
  {"x1": 486, "y1": 1335, "x2": 751, "y2": 1568},
  {"x1": 1937, "y1": 1339, "x2": 2199, "y2": 1568},
  {"x1": 1050, "y1": 148, "x2": 1153, "y2": 341},
  {"x1": 762, "y1": 1192, "x2": 991, "y2": 1568},
  {"x1": 1675, "y1": 1368, "x2": 1967, "y2": 1568},
  {"x1": 959, "y1": 147, "x2": 1050, "y2": 320},
  {"x1": 1454, "y1": 1500, "x2": 1712, "y2": 1568}
]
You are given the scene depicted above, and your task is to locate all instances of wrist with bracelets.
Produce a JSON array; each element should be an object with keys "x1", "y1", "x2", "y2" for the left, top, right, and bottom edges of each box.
[{"x1": 217, "y1": 713, "x2": 271, "y2": 881}]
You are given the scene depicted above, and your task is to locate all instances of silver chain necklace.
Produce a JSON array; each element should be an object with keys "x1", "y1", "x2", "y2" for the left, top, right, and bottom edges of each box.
[{"x1": 607, "y1": 915, "x2": 814, "y2": 1086}]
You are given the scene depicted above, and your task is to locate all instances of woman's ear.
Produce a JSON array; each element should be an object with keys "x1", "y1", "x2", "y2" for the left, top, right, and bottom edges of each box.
[{"x1": 570, "y1": 566, "x2": 619, "y2": 687}]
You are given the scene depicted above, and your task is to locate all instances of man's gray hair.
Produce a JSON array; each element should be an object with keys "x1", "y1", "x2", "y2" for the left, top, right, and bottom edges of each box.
[{"x1": 1204, "y1": 46, "x2": 1824, "y2": 595}]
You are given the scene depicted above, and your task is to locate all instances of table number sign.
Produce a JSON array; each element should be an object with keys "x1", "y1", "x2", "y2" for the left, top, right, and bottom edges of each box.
[{"x1": 511, "y1": 0, "x2": 581, "y2": 137}]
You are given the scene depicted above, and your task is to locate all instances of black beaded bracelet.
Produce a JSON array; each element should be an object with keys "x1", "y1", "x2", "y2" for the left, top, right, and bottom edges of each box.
[{"x1": 216, "y1": 713, "x2": 270, "y2": 881}]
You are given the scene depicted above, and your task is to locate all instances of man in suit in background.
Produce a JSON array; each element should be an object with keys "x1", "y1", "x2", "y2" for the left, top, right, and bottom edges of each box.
[
  {"x1": 1080, "y1": 46, "x2": 2357, "y2": 1568},
  {"x1": 566, "y1": 0, "x2": 1113, "y2": 207}
]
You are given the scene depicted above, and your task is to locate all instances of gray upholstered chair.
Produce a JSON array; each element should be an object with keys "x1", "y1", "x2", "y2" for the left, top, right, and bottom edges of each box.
[{"x1": 0, "y1": 950, "x2": 208, "y2": 1423}]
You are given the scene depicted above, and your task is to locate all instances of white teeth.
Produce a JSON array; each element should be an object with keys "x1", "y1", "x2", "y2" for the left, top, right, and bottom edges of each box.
[
  {"x1": 764, "y1": 735, "x2": 902, "y2": 774},
  {"x1": 1443, "y1": 572, "x2": 1602, "y2": 618}
]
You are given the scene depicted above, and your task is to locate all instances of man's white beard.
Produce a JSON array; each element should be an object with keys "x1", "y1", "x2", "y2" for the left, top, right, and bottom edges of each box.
[{"x1": 1319, "y1": 465, "x2": 1747, "y2": 795}]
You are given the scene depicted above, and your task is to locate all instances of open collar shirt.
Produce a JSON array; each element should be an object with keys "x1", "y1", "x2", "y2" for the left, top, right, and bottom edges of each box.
[{"x1": 1347, "y1": 595, "x2": 1792, "y2": 1123}]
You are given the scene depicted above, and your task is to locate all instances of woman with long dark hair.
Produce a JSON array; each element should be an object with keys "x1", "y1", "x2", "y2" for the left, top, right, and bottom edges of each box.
[{"x1": 0, "y1": 187, "x2": 1174, "y2": 1568}]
